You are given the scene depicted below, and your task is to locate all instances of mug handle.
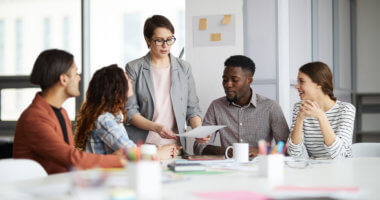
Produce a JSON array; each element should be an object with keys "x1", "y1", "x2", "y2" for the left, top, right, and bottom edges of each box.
[{"x1": 225, "y1": 146, "x2": 233, "y2": 159}]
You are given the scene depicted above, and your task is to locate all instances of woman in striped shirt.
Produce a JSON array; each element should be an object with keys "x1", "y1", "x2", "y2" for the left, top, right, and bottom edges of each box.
[{"x1": 287, "y1": 62, "x2": 356, "y2": 159}]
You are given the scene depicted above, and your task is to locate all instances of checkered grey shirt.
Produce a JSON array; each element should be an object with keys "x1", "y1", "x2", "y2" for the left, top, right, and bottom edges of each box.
[
  {"x1": 86, "y1": 112, "x2": 136, "y2": 154},
  {"x1": 194, "y1": 90, "x2": 289, "y2": 155}
]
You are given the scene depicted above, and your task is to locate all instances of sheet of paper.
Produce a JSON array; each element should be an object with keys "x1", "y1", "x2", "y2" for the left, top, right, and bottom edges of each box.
[
  {"x1": 174, "y1": 158, "x2": 234, "y2": 166},
  {"x1": 199, "y1": 18, "x2": 207, "y2": 30},
  {"x1": 222, "y1": 14, "x2": 232, "y2": 24},
  {"x1": 210, "y1": 33, "x2": 221, "y2": 41},
  {"x1": 195, "y1": 191, "x2": 269, "y2": 200},
  {"x1": 176, "y1": 125, "x2": 226, "y2": 138},
  {"x1": 271, "y1": 185, "x2": 361, "y2": 199}
]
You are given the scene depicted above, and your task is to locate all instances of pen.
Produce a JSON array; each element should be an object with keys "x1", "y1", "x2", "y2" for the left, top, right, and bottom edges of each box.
[
  {"x1": 270, "y1": 146, "x2": 278, "y2": 154},
  {"x1": 258, "y1": 140, "x2": 266, "y2": 155},
  {"x1": 266, "y1": 145, "x2": 271, "y2": 155},
  {"x1": 282, "y1": 144, "x2": 288, "y2": 154},
  {"x1": 277, "y1": 141, "x2": 284, "y2": 154}
]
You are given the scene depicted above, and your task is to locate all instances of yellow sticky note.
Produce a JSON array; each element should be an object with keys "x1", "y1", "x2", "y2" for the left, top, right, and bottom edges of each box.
[
  {"x1": 222, "y1": 14, "x2": 232, "y2": 25},
  {"x1": 199, "y1": 18, "x2": 207, "y2": 30},
  {"x1": 210, "y1": 33, "x2": 221, "y2": 42}
]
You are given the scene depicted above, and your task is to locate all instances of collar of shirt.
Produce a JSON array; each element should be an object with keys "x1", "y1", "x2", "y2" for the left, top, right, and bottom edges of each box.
[{"x1": 227, "y1": 88, "x2": 257, "y2": 109}]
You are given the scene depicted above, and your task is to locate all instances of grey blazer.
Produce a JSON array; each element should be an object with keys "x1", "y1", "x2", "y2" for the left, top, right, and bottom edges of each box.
[{"x1": 124, "y1": 52, "x2": 201, "y2": 151}]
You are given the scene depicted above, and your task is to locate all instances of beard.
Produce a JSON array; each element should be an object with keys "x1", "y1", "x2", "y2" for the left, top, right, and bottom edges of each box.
[{"x1": 226, "y1": 95, "x2": 238, "y2": 103}]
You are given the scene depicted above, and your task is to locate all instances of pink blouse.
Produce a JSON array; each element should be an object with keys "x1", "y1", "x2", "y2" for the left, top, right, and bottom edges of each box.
[{"x1": 145, "y1": 65, "x2": 177, "y2": 146}]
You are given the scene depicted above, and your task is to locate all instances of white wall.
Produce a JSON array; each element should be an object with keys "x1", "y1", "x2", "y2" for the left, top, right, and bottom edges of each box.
[
  {"x1": 185, "y1": 0, "x2": 244, "y2": 115},
  {"x1": 356, "y1": 0, "x2": 380, "y2": 92},
  {"x1": 245, "y1": 0, "x2": 278, "y2": 101},
  {"x1": 185, "y1": 0, "x2": 355, "y2": 148},
  {"x1": 185, "y1": 0, "x2": 243, "y2": 154}
]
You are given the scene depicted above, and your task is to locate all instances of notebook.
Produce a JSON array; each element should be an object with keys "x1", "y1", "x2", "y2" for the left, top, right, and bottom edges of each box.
[{"x1": 167, "y1": 163, "x2": 206, "y2": 172}]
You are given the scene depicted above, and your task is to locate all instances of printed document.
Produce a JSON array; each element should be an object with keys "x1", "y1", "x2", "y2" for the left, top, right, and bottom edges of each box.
[{"x1": 176, "y1": 125, "x2": 226, "y2": 138}]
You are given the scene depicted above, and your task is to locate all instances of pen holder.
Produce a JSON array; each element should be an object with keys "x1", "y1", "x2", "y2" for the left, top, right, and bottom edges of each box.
[
  {"x1": 127, "y1": 161, "x2": 162, "y2": 199},
  {"x1": 258, "y1": 154, "x2": 284, "y2": 185}
]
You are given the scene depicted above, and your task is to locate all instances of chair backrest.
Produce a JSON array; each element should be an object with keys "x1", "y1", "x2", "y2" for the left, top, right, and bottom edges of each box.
[
  {"x1": 0, "y1": 158, "x2": 48, "y2": 184},
  {"x1": 352, "y1": 143, "x2": 380, "y2": 157}
]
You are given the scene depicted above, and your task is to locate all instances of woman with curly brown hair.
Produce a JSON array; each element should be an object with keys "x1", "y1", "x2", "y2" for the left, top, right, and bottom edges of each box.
[{"x1": 75, "y1": 65, "x2": 177, "y2": 159}]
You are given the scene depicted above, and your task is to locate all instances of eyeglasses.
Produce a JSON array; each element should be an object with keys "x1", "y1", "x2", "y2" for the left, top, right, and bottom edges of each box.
[{"x1": 150, "y1": 36, "x2": 176, "y2": 46}]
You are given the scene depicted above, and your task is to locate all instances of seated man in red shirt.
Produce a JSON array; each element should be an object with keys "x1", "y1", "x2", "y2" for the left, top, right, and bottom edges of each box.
[{"x1": 13, "y1": 49, "x2": 123, "y2": 174}]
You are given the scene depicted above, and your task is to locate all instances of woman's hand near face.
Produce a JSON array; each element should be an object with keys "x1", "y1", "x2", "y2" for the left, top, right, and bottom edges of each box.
[
  {"x1": 300, "y1": 100, "x2": 324, "y2": 119},
  {"x1": 297, "y1": 104, "x2": 308, "y2": 120}
]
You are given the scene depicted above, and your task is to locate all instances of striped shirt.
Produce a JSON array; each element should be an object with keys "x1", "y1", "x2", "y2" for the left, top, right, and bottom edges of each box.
[
  {"x1": 193, "y1": 90, "x2": 290, "y2": 155},
  {"x1": 86, "y1": 112, "x2": 136, "y2": 154},
  {"x1": 287, "y1": 100, "x2": 356, "y2": 159}
]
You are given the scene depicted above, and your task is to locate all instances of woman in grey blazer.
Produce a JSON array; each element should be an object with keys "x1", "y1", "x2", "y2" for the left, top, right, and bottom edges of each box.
[{"x1": 124, "y1": 15, "x2": 206, "y2": 152}]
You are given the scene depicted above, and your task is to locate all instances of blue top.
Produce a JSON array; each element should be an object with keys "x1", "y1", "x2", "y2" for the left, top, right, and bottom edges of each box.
[{"x1": 86, "y1": 112, "x2": 136, "y2": 154}]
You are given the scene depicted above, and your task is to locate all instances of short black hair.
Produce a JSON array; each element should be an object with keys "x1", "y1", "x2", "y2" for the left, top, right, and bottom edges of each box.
[
  {"x1": 30, "y1": 49, "x2": 74, "y2": 91},
  {"x1": 143, "y1": 15, "x2": 175, "y2": 48},
  {"x1": 224, "y1": 55, "x2": 255, "y2": 77}
]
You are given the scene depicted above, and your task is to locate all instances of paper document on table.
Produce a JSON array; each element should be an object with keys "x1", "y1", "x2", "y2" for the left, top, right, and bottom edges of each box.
[
  {"x1": 271, "y1": 185, "x2": 361, "y2": 199},
  {"x1": 176, "y1": 125, "x2": 226, "y2": 138}
]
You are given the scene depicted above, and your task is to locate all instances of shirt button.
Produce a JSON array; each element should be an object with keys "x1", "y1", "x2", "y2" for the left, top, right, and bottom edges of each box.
[
  {"x1": 144, "y1": 98, "x2": 147, "y2": 102},
  {"x1": 239, "y1": 123, "x2": 242, "y2": 126},
  {"x1": 182, "y1": 112, "x2": 185, "y2": 116}
]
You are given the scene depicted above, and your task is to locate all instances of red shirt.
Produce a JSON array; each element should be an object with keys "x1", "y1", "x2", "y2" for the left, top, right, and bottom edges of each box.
[{"x1": 13, "y1": 93, "x2": 122, "y2": 174}]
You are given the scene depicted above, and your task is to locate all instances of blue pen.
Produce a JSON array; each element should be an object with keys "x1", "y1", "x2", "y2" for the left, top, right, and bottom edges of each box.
[{"x1": 277, "y1": 141, "x2": 284, "y2": 154}]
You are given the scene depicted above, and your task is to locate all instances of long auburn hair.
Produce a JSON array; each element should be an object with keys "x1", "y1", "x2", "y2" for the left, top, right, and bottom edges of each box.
[
  {"x1": 299, "y1": 61, "x2": 337, "y2": 101},
  {"x1": 74, "y1": 64, "x2": 129, "y2": 150}
]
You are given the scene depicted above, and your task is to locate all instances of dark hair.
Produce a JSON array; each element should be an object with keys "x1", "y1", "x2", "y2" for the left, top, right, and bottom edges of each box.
[
  {"x1": 299, "y1": 61, "x2": 336, "y2": 101},
  {"x1": 143, "y1": 15, "x2": 175, "y2": 48},
  {"x1": 30, "y1": 49, "x2": 74, "y2": 91},
  {"x1": 74, "y1": 64, "x2": 129, "y2": 150},
  {"x1": 224, "y1": 55, "x2": 256, "y2": 77}
]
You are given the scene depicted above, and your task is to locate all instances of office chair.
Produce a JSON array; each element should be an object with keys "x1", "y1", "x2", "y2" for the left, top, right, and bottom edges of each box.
[
  {"x1": 0, "y1": 159, "x2": 47, "y2": 184},
  {"x1": 0, "y1": 140, "x2": 13, "y2": 158},
  {"x1": 352, "y1": 143, "x2": 380, "y2": 157}
]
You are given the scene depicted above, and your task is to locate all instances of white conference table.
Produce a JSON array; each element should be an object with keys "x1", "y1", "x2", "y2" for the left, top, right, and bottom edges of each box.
[{"x1": 0, "y1": 157, "x2": 379, "y2": 199}]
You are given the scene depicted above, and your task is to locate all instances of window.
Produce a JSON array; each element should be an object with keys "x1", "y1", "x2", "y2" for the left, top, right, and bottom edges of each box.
[
  {"x1": 44, "y1": 18, "x2": 51, "y2": 49},
  {"x1": 0, "y1": 0, "x2": 81, "y2": 136},
  {"x1": 0, "y1": 20, "x2": 4, "y2": 72},
  {"x1": 0, "y1": 0, "x2": 185, "y2": 137},
  {"x1": 63, "y1": 17, "x2": 70, "y2": 51},
  {"x1": 89, "y1": 0, "x2": 185, "y2": 74},
  {"x1": 123, "y1": 13, "x2": 143, "y2": 63},
  {"x1": 15, "y1": 19, "x2": 23, "y2": 72}
]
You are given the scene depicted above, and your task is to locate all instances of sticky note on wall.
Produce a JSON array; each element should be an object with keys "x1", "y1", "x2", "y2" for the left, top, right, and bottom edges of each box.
[
  {"x1": 199, "y1": 18, "x2": 207, "y2": 30},
  {"x1": 210, "y1": 33, "x2": 221, "y2": 42},
  {"x1": 222, "y1": 14, "x2": 231, "y2": 25}
]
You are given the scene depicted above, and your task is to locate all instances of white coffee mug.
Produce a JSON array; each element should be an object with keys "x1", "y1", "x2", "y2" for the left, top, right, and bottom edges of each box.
[
  {"x1": 225, "y1": 143, "x2": 249, "y2": 162},
  {"x1": 128, "y1": 161, "x2": 162, "y2": 199},
  {"x1": 141, "y1": 144, "x2": 157, "y2": 160}
]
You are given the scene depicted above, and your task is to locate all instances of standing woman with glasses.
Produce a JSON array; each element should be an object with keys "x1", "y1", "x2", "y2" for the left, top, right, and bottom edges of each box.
[{"x1": 124, "y1": 15, "x2": 205, "y2": 154}]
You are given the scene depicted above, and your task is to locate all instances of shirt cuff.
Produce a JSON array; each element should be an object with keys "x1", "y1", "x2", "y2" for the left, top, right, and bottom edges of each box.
[
  {"x1": 288, "y1": 138, "x2": 303, "y2": 148},
  {"x1": 324, "y1": 138, "x2": 341, "y2": 154}
]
